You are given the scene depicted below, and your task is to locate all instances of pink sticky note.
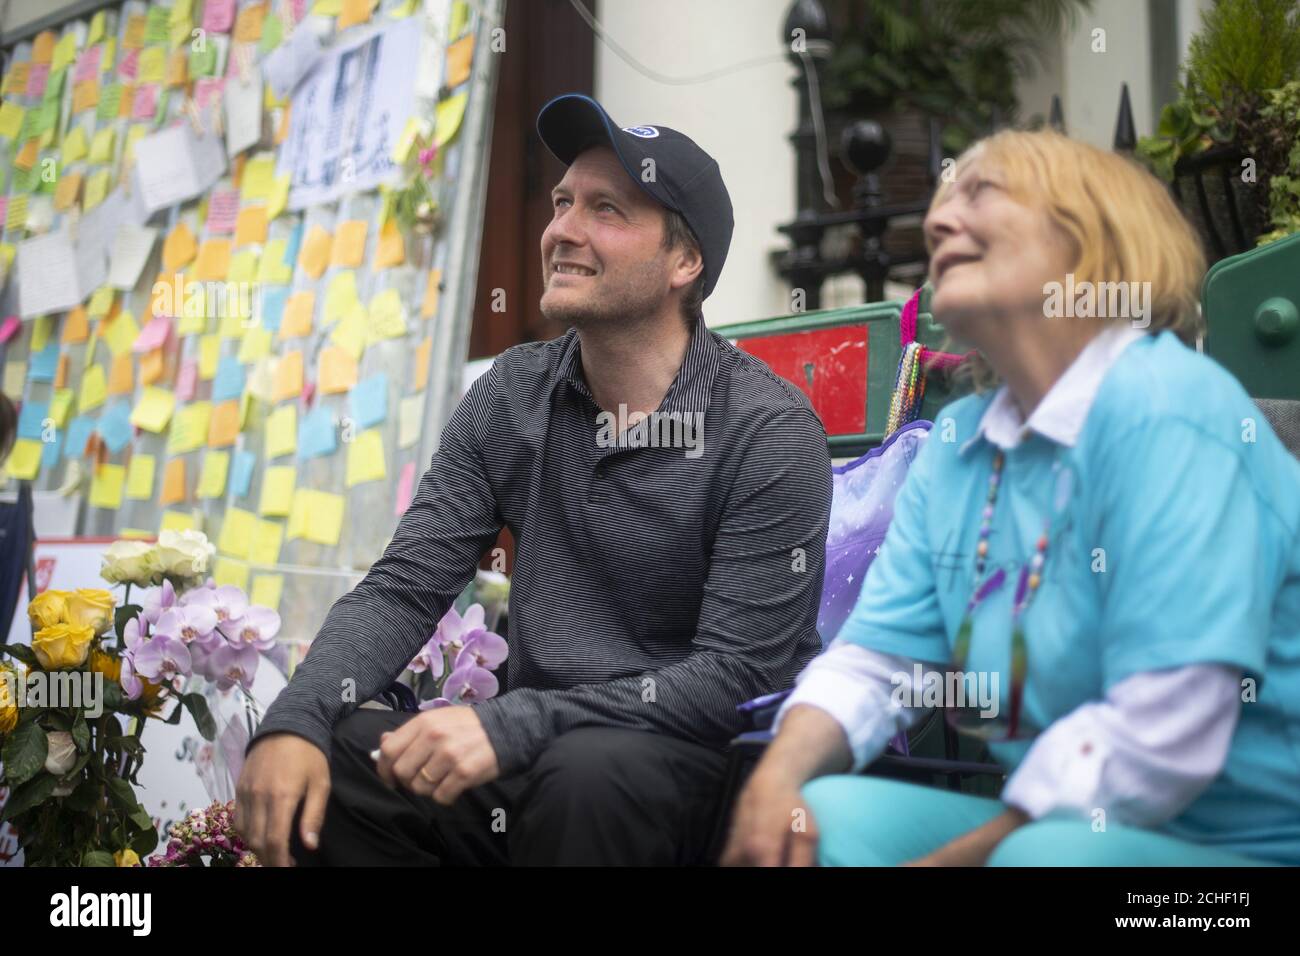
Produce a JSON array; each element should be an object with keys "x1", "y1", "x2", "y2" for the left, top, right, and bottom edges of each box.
[
  {"x1": 203, "y1": 0, "x2": 236, "y2": 33},
  {"x1": 118, "y1": 48, "x2": 140, "y2": 81},
  {"x1": 176, "y1": 359, "x2": 199, "y2": 402},
  {"x1": 131, "y1": 84, "x2": 160, "y2": 121},
  {"x1": 290, "y1": 0, "x2": 307, "y2": 22},
  {"x1": 0, "y1": 316, "x2": 20, "y2": 345},
  {"x1": 194, "y1": 77, "x2": 225, "y2": 110},
  {"x1": 206, "y1": 188, "x2": 240, "y2": 234},
  {"x1": 396, "y1": 462, "x2": 416, "y2": 517},
  {"x1": 26, "y1": 63, "x2": 50, "y2": 98},
  {"x1": 133, "y1": 315, "x2": 172, "y2": 353},
  {"x1": 74, "y1": 46, "x2": 103, "y2": 84}
]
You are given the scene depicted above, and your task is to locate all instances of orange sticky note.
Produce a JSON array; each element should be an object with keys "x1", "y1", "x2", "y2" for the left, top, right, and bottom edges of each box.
[
  {"x1": 413, "y1": 337, "x2": 432, "y2": 391},
  {"x1": 107, "y1": 352, "x2": 135, "y2": 395},
  {"x1": 375, "y1": 218, "x2": 405, "y2": 270},
  {"x1": 194, "y1": 239, "x2": 232, "y2": 282},
  {"x1": 234, "y1": 2, "x2": 268, "y2": 42},
  {"x1": 15, "y1": 139, "x2": 39, "y2": 171},
  {"x1": 31, "y1": 31, "x2": 55, "y2": 65},
  {"x1": 234, "y1": 206, "x2": 268, "y2": 247},
  {"x1": 160, "y1": 459, "x2": 187, "y2": 505},
  {"x1": 421, "y1": 268, "x2": 442, "y2": 318},
  {"x1": 319, "y1": 345, "x2": 358, "y2": 395},
  {"x1": 73, "y1": 80, "x2": 99, "y2": 114},
  {"x1": 329, "y1": 220, "x2": 367, "y2": 268},
  {"x1": 279, "y1": 291, "x2": 315, "y2": 339},
  {"x1": 208, "y1": 399, "x2": 242, "y2": 447},
  {"x1": 162, "y1": 223, "x2": 198, "y2": 272},
  {"x1": 297, "y1": 226, "x2": 331, "y2": 278},
  {"x1": 62, "y1": 306, "x2": 90, "y2": 345},
  {"x1": 339, "y1": 0, "x2": 377, "y2": 30},
  {"x1": 167, "y1": 49, "x2": 188, "y2": 87},
  {"x1": 272, "y1": 350, "x2": 304, "y2": 402},
  {"x1": 54, "y1": 353, "x2": 70, "y2": 389},
  {"x1": 140, "y1": 347, "x2": 165, "y2": 385},
  {"x1": 446, "y1": 34, "x2": 474, "y2": 89},
  {"x1": 54, "y1": 172, "x2": 83, "y2": 211}
]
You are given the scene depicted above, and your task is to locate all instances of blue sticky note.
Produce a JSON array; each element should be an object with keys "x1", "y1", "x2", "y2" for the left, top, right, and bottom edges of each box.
[
  {"x1": 283, "y1": 221, "x2": 304, "y2": 272},
  {"x1": 213, "y1": 356, "x2": 246, "y2": 402},
  {"x1": 27, "y1": 343, "x2": 59, "y2": 383},
  {"x1": 349, "y1": 373, "x2": 388, "y2": 430},
  {"x1": 41, "y1": 432, "x2": 62, "y2": 469},
  {"x1": 261, "y1": 286, "x2": 289, "y2": 333},
  {"x1": 64, "y1": 415, "x2": 95, "y2": 460},
  {"x1": 96, "y1": 400, "x2": 136, "y2": 454},
  {"x1": 230, "y1": 449, "x2": 257, "y2": 498},
  {"x1": 17, "y1": 401, "x2": 49, "y2": 440},
  {"x1": 298, "y1": 406, "x2": 337, "y2": 460}
]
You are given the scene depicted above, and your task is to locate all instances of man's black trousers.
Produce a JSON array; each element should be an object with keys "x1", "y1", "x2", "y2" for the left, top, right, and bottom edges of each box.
[{"x1": 289, "y1": 708, "x2": 730, "y2": 866}]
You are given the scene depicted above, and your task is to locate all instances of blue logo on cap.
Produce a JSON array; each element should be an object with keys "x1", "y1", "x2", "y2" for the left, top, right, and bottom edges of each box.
[{"x1": 622, "y1": 126, "x2": 660, "y2": 138}]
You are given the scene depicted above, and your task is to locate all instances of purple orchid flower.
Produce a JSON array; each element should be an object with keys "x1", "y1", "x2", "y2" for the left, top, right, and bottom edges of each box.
[
  {"x1": 223, "y1": 606, "x2": 281, "y2": 652},
  {"x1": 156, "y1": 605, "x2": 219, "y2": 646},
  {"x1": 132, "y1": 635, "x2": 193, "y2": 684},
  {"x1": 206, "y1": 643, "x2": 260, "y2": 692},
  {"x1": 456, "y1": 630, "x2": 508, "y2": 671},
  {"x1": 182, "y1": 584, "x2": 249, "y2": 626},
  {"x1": 141, "y1": 579, "x2": 177, "y2": 626},
  {"x1": 417, "y1": 697, "x2": 453, "y2": 711},
  {"x1": 442, "y1": 662, "x2": 499, "y2": 704},
  {"x1": 408, "y1": 633, "x2": 447, "y2": 679},
  {"x1": 435, "y1": 604, "x2": 486, "y2": 655},
  {"x1": 120, "y1": 650, "x2": 143, "y2": 700}
]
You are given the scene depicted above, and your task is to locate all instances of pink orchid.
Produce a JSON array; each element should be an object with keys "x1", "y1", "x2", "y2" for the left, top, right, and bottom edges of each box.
[
  {"x1": 206, "y1": 643, "x2": 260, "y2": 692},
  {"x1": 141, "y1": 579, "x2": 177, "y2": 626},
  {"x1": 456, "y1": 630, "x2": 508, "y2": 671},
  {"x1": 156, "y1": 605, "x2": 219, "y2": 645},
  {"x1": 224, "y1": 606, "x2": 281, "y2": 652},
  {"x1": 182, "y1": 584, "x2": 248, "y2": 625},
  {"x1": 442, "y1": 662, "x2": 498, "y2": 704}
]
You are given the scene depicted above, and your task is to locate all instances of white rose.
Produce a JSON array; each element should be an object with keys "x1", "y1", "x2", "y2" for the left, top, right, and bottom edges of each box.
[
  {"x1": 154, "y1": 530, "x2": 216, "y2": 583},
  {"x1": 100, "y1": 541, "x2": 162, "y2": 588},
  {"x1": 45, "y1": 730, "x2": 78, "y2": 777}
]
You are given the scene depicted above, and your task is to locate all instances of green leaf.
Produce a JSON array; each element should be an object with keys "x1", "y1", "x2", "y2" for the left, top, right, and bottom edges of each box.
[
  {"x1": 105, "y1": 775, "x2": 139, "y2": 811},
  {"x1": 71, "y1": 713, "x2": 90, "y2": 753},
  {"x1": 0, "y1": 643, "x2": 39, "y2": 668},
  {"x1": 1, "y1": 722, "x2": 48, "y2": 788},
  {"x1": 183, "y1": 693, "x2": 217, "y2": 741},
  {"x1": 81, "y1": 850, "x2": 116, "y2": 867},
  {"x1": 130, "y1": 824, "x2": 158, "y2": 857},
  {"x1": 64, "y1": 778, "x2": 100, "y2": 812},
  {"x1": 0, "y1": 773, "x2": 57, "y2": 823}
]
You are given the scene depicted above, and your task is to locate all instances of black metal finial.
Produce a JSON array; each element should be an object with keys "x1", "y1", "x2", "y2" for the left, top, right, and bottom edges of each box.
[
  {"x1": 1114, "y1": 83, "x2": 1136, "y2": 152},
  {"x1": 1049, "y1": 95, "x2": 1065, "y2": 133},
  {"x1": 782, "y1": 0, "x2": 831, "y2": 61}
]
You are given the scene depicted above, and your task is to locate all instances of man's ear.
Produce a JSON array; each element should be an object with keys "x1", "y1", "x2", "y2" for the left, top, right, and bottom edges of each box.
[{"x1": 670, "y1": 243, "x2": 704, "y2": 293}]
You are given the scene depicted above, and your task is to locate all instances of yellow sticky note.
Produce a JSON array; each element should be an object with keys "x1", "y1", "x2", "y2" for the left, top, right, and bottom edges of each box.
[
  {"x1": 345, "y1": 429, "x2": 387, "y2": 487},
  {"x1": 312, "y1": 0, "x2": 344, "y2": 15},
  {"x1": 265, "y1": 403, "x2": 297, "y2": 459},
  {"x1": 228, "y1": 249, "x2": 258, "y2": 284},
  {"x1": 52, "y1": 33, "x2": 79, "y2": 74},
  {"x1": 367, "y1": 288, "x2": 407, "y2": 343},
  {"x1": 31, "y1": 315, "x2": 54, "y2": 352},
  {"x1": 279, "y1": 291, "x2": 314, "y2": 339},
  {"x1": 213, "y1": 557, "x2": 250, "y2": 591},
  {"x1": 168, "y1": 401, "x2": 211, "y2": 453},
  {"x1": 194, "y1": 239, "x2": 232, "y2": 281},
  {"x1": 88, "y1": 286, "x2": 115, "y2": 318},
  {"x1": 88, "y1": 11, "x2": 107, "y2": 45},
  {"x1": 435, "y1": 92, "x2": 469, "y2": 147},
  {"x1": 266, "y1": 174, "x2": 290, "y2": 220},
  {"x1": 78, "y1": 364, "x2": 108, "y2": 413},
  {"x1": 324, "y1": 270, "x2": 361, "y2": 324},
  {"x1": 298, "y1": 225, "x2": 332, "y2": 278},
  {"x1": 5, "y1": 439, "x2": 42, "y2": 481},
  {"x1": 159, "y1": 510, "x2": 199, "y2": 533},
  {"x1": 331, "y1": 310, "x2": 367, "y2": 361},
  {"x1": 234, "y1": 206, "x2": 268, "y2": 247},
  {"x1": 101, "y1": 310, "x2": 140, "y2": 358},
  {"x1": 318, "y1": 345, "x2": 358, "y2": 395},
  {"x1": 139, "y1": 46, "x2": 166, "y2": 84},
  {"x1": 272, "y1": 350, "x2": 303, "y2": 401},
  {"x1": 60, "y1": 125, "x2": 89, "y2": 164},
  {"x1": 198, "y1": 334, "x2": 221, "y2": 379},
  {"x1": 0, "y1": 102, "x2": 26, "y2": 139},
  {"x1": 375, "y1": 218, "x2": 405, "y2": 270},
  {"x1": 241, "y1": 156, "x2": 275, "y2": 200},
  {"x1": 130, "y1": 386, "x2": 176, "y2": 433},
  {"x1": 250, "y1": 573, "x2": 284, "y2": 610},
  {"x1": 288, "y1": 489, "x2": 344, "y2": 546},
  {"x1": 237, "y1": 326, "x2": 273, "y2": 364},
  {"x1": 330, "y1": 220, "x2": 368, "y2": 268},
  {"x1": 162, "y1": 223, "x2": 198, "y2": 272},
  {"x1": 421, "y1": 268, "x2": 442, "y2": 318},
  {"x1": 257, "y1": 239, "x2": 292, "y2": 284},
  {"x1": 218, "y1": 506, "x2": 257, "y2": 558},
  {"x1": 250, "y1": 519, "x2": 284, "y2": 566},
  {"x1": 197, "y1": 450, "x2": 230, "y2": 499},
  {"x1": 259, "y1": 465, "x2": 296, "y2": 516},
  {"x1": 125, "y1": 454, "x2": 156, "y2": 499},
  {"x1": 89, "y1": 463, "x2": 126, "y2": 510},
  {"x1": 398, "y1": 394, "x2": 423, "y2": 449},
  {"x1": 49, "y1": 388, "x2": 74, "y2": 427}
]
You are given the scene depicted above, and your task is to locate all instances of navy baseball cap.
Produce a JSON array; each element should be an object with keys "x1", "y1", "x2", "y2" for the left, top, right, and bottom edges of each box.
[{"x1": 536, "y1": 93, "x2": 734, "y2": 299}]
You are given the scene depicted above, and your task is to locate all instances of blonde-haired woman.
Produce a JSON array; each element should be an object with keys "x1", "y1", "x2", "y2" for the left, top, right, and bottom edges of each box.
[{"x1": 722, "y1": 129, "x2": 1300, "y2": 867}]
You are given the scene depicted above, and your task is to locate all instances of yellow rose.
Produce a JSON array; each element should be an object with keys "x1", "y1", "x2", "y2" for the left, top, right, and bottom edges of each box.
[
  {"x1": 65, "y1": 589, "x2": 116, "y2": 635},
  {"x1": 114, "y1": 849, "x2": 140, "y2": 867},
  {"x1": 88, "y1": 649, "x2": 122, "y2": 684},
  {"x1": 28, "y1": 590, "x2": 70, "y2": 630},
  {"x1": 32, "y1": 623, "x2": 96, "y2": 670},
  {"x1": 0, "y1": 664, "x2": 17, "y2": 737}
]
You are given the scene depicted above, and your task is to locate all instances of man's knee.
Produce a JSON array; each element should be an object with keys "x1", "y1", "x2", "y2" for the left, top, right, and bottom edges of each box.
[
  {"x1": 528, "y1": 727, "x2": 648, "y2": 795},
  {"x1": 330, "y1": 708, "x2": 416, "y2": 769}
]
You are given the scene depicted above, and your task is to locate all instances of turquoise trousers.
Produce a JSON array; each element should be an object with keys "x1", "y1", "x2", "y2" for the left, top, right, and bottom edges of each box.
[{"x1": 802, "y1": 776, "x2": 1275, "y2": 866}]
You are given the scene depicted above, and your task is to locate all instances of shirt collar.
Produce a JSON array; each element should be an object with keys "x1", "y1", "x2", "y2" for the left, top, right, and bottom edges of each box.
[
  {"x1": 552, "y1": 321, "x2": 722, "y2": 418},
  {"x1": 959, "y1": 325, "x2": 1146, "y2": 455}
]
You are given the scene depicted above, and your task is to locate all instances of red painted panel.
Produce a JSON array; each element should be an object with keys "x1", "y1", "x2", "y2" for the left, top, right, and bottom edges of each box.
[{"x1": 738, "y1": 324, "x2": 869, "y2": 435}]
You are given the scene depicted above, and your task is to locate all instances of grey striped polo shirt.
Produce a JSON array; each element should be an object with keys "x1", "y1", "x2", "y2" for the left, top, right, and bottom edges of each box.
[{"x1": 251, "y1": 321, "x2": 833, "y2": 776}]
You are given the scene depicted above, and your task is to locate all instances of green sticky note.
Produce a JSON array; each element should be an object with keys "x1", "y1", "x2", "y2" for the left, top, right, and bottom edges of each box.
[
  {"x1": 189, "y1": 44, "x2": 217, "y2": 78},
  {"x1": 97, "y1": 83, "x2": 123, "y2": 122},
  {"x1": 259, "y1": 13, "x2": 284, "y2": 54},
  {"x1": 42, "y1": 67, "x2": 67, "y2": 104},
  {"x1": 146, "y1": 6, "x2": 171, "y2": 45}
]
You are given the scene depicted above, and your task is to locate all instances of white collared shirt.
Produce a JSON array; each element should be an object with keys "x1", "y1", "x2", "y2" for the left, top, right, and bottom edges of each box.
[{"x1": 775, "y1": 325, "x2": 1242, "y2": 828}]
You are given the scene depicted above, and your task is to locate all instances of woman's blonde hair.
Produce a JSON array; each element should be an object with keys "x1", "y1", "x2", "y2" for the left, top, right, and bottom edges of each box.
[{"x1": 927, "y1": 129, "x2": 1207, "y2": 391}]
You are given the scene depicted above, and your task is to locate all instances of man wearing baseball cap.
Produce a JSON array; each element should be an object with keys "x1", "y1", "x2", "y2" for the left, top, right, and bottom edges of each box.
[{"x1": 238, "y1": 94, "x2": 833, "y2": 866}]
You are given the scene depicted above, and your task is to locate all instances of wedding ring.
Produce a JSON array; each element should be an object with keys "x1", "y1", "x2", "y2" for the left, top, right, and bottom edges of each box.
[{"x1": 419, "y1": 766, "x2": 437, "y2": 784}]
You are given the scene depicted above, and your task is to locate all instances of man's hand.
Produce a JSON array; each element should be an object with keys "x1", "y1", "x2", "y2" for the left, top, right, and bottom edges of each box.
[
  {"x1": 375, "y1": 706, "x2": 500, "y2": 805},
  {"x1": 235, "y1": 733, "x2": 331, "y2": 868},
  {"x1": 720, "y1": 768, "x2": 821, "y2": 866},
  {"x1": 904, "y1": 807, "x2": 1030, "y2": 867}
]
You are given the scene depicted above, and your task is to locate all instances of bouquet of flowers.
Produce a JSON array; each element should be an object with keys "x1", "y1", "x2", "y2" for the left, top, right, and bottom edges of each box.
[
  {"x1": 146, "y1": 800, "x2": 260, "y2": 867},
  {"x1": 0, "y1": 530, "x2": 279, "y2": 867},
  {"x1": 406, "y1": 603, "x2": 508, "y2": 708}
]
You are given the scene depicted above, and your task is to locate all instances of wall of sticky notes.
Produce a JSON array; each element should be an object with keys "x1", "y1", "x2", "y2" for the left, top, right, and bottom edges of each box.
[{"x1": 0, "y1": 0, "x2": 499, "y2": 652}]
